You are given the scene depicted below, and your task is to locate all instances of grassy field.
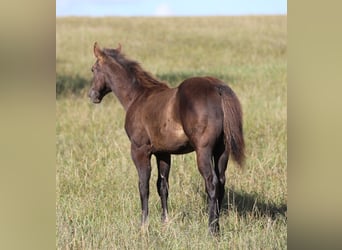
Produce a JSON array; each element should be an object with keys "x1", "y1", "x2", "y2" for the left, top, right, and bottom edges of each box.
[{"x1": 56, "y1": 16, "x2": 287, "y2": 249}]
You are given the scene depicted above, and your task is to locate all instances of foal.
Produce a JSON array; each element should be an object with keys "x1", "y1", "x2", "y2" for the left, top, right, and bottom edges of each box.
[{"x1": 88, "y1": 42, "x2": 245, "y2": 234}]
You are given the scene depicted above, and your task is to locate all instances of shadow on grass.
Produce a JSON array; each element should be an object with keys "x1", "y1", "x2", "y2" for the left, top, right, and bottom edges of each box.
[
  {"x1": 199, "y1": 188, "x2": 286, "y2": 221},
  {"x1": 219, "y1": 188, "x2": 287, "y2": 220},
  {"x1": 56, "y1": 74, "x2": 89, "y2": 97}
]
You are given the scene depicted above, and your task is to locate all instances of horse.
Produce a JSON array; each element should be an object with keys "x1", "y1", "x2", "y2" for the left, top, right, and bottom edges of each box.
[{"x1": 88, "y1": 42, "x2": 245, "y2": 234}]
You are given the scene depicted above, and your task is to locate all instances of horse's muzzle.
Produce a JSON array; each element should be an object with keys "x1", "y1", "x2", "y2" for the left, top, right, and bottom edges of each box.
[{"x1": 88, "y1": 89, "x2": 101, "y2": 103}]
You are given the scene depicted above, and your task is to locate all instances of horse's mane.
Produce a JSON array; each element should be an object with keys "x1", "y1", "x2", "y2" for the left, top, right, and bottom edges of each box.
[{"x1": 104, "y1": 48, "x2": 169, "y2": 90}]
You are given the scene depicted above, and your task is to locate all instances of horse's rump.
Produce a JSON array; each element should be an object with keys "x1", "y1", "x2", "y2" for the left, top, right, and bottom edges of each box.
[{"x1": 177, "y1": 77, "x2": 245, "y2": 166}]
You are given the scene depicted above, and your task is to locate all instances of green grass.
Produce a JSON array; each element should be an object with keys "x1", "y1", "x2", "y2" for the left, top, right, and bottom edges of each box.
[{"x1": 56, "y1": 16, "x2": 287, "y2": 249}]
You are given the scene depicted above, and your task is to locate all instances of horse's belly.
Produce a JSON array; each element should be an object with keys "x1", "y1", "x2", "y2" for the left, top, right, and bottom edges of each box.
[{"x1": 149, "y1": 123, "x2": 191, "y2": 153}]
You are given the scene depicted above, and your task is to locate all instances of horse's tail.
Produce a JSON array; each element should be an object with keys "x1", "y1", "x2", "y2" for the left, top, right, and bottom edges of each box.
[{"x1": 220, "y1": 85, "x2": 245, "y2": 168}]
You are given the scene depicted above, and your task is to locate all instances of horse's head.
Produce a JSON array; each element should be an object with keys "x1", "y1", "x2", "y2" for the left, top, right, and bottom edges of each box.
[{"x1": 88, "y1": 42, "x2": 121, "y2": 103}]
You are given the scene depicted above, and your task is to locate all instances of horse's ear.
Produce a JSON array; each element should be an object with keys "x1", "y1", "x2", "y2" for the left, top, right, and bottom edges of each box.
[
  {"x1": 117, "y1": 43, "x2": 122, "y2": 53},
  {"x1": 94, "y1": 42, "x2": 105, "y2": 59}
]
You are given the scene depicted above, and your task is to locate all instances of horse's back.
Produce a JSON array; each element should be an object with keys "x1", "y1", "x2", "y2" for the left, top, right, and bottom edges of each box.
[{"x1": 178, "y1": 75, "x2": 226, "y2": 102}]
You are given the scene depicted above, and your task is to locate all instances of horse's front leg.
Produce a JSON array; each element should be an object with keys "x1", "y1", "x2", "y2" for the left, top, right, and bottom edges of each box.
[
  {"x1": 131, "y1": 143, "x2": 152, "y2": 228},
  {"x1": 155, "y1": 153, "x2": 171, "y2": 223}
]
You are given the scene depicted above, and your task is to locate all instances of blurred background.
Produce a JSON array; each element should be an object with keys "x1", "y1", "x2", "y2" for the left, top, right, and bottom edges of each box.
[{"x1": 4, "y1": 0, "x2": 342, "y2": 249}]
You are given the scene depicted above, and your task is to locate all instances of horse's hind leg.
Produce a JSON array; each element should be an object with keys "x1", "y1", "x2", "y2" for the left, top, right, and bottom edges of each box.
[
  {"x1": 214, "y1": 143, "x2": 229, "y2": 212},
  {"x1": 155, "y1": 153, "x2": 171, "y2": 223},
  {"x1": 196, "y1": 147, "x2": 220, "y2": 234}
]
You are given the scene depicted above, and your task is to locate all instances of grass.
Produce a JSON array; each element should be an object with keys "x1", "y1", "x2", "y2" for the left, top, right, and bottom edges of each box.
[{"x1": 56, "y1": 16, "x2": 287, "y2": 249}]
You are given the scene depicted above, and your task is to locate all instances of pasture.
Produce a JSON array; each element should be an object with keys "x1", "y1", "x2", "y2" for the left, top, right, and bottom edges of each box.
[{"x1": 56, "y1": 16, "x2": 287, "y2": 249}]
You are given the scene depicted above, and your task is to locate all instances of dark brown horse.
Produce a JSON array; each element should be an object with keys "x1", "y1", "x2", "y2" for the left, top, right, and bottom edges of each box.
[{"x1": 88, "y1": 42, "x2": 245, "y2": 234}]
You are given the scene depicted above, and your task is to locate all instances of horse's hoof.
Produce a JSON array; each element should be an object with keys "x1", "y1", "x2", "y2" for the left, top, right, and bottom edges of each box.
[{"x1": 209, "y1": 224, "x2": 220, "y2": 236}]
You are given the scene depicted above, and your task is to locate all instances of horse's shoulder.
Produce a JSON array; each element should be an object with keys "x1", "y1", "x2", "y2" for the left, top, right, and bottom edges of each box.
[{"x1": 124, "y1": 110, "x2": 149, "y2": 146}]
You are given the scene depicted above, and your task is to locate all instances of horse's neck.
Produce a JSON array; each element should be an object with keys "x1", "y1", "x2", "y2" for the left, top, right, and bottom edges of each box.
[{"x1": 108, "y1": 72, "x2": 139, "y2": 111}]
